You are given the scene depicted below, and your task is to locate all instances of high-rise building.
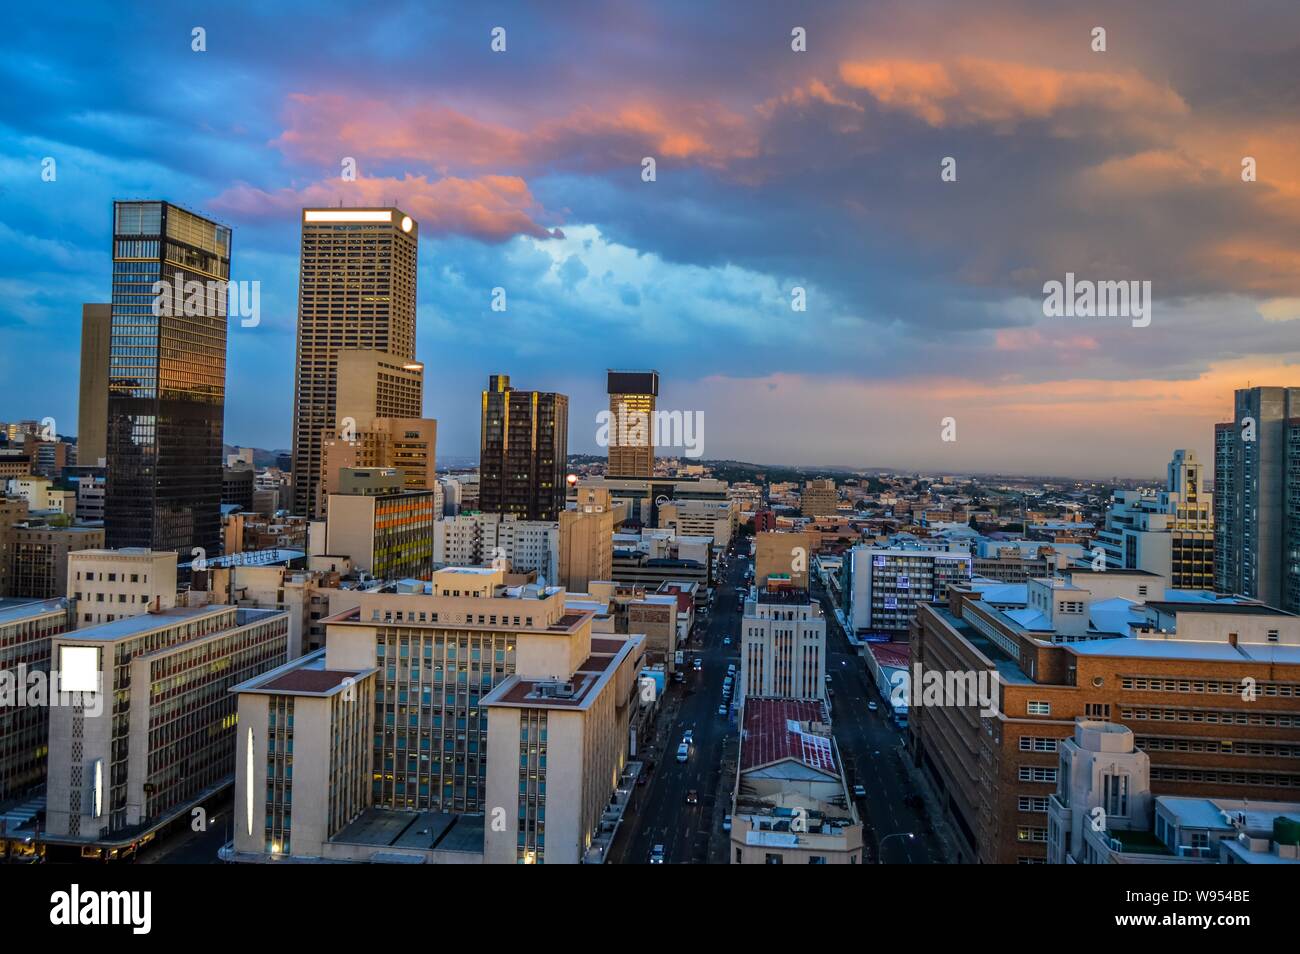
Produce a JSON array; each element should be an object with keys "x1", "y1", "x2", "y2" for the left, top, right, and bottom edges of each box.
[
  {"x1": 104, "y1": 201, "x2": 231, "y2": 558},
  {"x1": 1096, "y1": 449, "x2": 1214, "y2": 589},
  {"x1": 846, "y1": 545, "x2": 972, "y2": 639},
  {"x1": 739, "y1": 587, "x2": 826, "y2": 703},
  {"x1": 479, "y1": 374, "x2": 568, "y2": 521},
  {"x1": 291, "y1": 209, "x2": 419, "y2": 517},
  {"x1": 801, "y1": 478, "x2": 839, "y2": 518},
  {"x1": 1214, "y1": 387, "x2": 1300, "y2": 612},
  {"x1": 605, "y1": 370, "x2": 658, "y2": 478},
  {"x1": 77, "y1": 303, "x2": 111, "y2": 469},
  {"x1": 559, "y1": 487, "x2": 614, "y2": 593},
  {"x1": 318, "y1": 415, "x2": 436, "y2": 516}
]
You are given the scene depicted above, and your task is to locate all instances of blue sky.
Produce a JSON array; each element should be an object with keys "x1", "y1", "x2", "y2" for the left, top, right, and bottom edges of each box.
[{"x1": 2, "y1": 1, "x2": 1299, "y2": 474}]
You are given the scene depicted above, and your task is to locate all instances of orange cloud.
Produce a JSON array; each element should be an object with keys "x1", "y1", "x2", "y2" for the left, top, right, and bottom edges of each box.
[
  {"x1": 838, "y1": 57, "x2": 1187, "y2": 131},
  {"x1": 210, "y1": 173, "x2": 560, "y2": 243}
]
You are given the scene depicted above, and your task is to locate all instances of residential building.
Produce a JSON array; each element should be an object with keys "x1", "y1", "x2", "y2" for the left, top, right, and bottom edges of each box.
[
  {"x1": 479, "y1": 374, "x2": 568, "y2": 521},
  {"x1": 432, "y1": 512, "x2": 560, "y2": 582}
]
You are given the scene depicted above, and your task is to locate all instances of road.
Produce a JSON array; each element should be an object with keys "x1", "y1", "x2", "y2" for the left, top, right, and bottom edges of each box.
[
  {"x1": 813, "y1": 577, "x2": 942, "y2": 864},
  {"x1": 135, "y1": 795, "x2": 232, "y2": 864},
  {"x1": 608, "y1": 541, "x2": 749, "y2": 864}
]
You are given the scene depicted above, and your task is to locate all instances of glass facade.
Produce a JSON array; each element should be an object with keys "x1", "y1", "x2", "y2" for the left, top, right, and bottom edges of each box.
[
  {"x1": 479, "y1": 375, "x2": 569, "y2": 521},
  {"x1": 105, "y1": 201, "x2": 231, "y2": 557}
]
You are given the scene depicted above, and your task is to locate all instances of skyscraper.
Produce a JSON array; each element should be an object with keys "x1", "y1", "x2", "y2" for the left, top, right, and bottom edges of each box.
[
  {"x1": 104, "y1": 201, "x2": 231, "y2": 557},
  {"x1": 479, "y1": 374, "x2": 569, "y2": 521},
  {"x1": 1214, "y1": 386, "x2": 1300, "y2": 611},
  {"x1": 77, "y1": 303, "x2": 111, "y2": 469},
  {"x1": 606, "y1": 369, "x2": 658, "y2": 477},
  {"x1": 290, "y1": 208, "x2": 418, "y2": 517}
]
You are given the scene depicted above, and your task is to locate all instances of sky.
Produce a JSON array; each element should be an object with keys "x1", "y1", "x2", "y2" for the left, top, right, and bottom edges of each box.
[{"x1": 2, "y1": 0, "x2": 1299, "y2": 477}]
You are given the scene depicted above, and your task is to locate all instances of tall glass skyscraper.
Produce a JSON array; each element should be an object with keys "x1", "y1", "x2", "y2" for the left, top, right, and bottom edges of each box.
[
  {"x1": 479, "y1": 374, "x2": 569, "y2": 521},
  {"x1": 105, "y1": 200, "x2": 231, "y2": 558}
]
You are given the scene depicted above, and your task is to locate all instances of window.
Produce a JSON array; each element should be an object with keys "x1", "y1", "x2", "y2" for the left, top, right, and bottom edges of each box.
[
  {"x1": 1103, "y1": 773, "x2": 1129, "y2": 818},
  {"x1": 1027, "y1": 701, "x2": 1051, "y2": 716}
]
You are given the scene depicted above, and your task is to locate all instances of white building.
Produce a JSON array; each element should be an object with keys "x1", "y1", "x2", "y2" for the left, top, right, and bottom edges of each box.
[
  {"x1": 847, "y1": 545, "x2": 971, "y2": 638},
  {"x1": 433, "y1": 512, "x2": 559, "y2": 582},
  {"x1": 739, "y1": 589, "x2": 826, "y2": 703},
  {"x1": 67, "y1": 548, "x2": 178, "y2": 628}
]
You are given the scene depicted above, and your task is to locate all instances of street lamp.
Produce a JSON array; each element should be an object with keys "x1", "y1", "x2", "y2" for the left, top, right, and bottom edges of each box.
[{"x1": 876, "y1": 831, "x2": 915, "y2": 864}]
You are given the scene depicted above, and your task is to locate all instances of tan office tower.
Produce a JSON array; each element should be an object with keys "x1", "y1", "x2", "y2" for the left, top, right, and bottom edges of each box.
[
  {"x1": 77, "y1": 303, "x2": 111, "y2": 468},
  {"x1": 606, "y1": 370, "x2": 658, "y2": 477},
  {"x1": 291, "y1": 209, "x2": 418, "y2": 517}
]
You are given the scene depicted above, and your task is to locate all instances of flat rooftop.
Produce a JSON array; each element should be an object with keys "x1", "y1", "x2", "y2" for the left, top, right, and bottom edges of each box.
[
  {"x1": 52, "y1": 603, "x2": 278, "y2": 642},
  {"x1": 0, "y1": 597, "x2": 65, "y2": 625},
  {"x1": 332, "y1": 809, "x2": 484, "y2": 854}
]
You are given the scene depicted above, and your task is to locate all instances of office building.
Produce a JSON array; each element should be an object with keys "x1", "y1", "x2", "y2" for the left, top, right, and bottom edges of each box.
[
  {"x1": 605, "y1": 370, "x2": 658, "y2": 478},
  {"x1": 77, "y1": 303, "x2": 112, "y2": 470},
  {"x1": 739, "y1": 588, "x2": 826, "y2": 703},
  {"x1": 801, "y1": 479, "x2": 839, "y2": 518},
  {"x1": 1097, "y1": 449, "x2": 1214, "y2": 589},
  {"x1": 1214, "y1": 386, "x2": 1300, "y2": 611},
  {"x1": 319, "y1": 415, "x2": 436, "y2": 515},
  {"x1": 291, "y1": 209, "x2": 419, "y2": 517},
  {"x1": 479, "y1": 374, "x2": 568, "y2": 521},
  {"x1": 67, "y1": 548, "x2": 178, "y2": 628},
  {"x1": 911, "y1": 569, "x2": 1300, "y2": 863},
  {"x1": 0, "y1": 598, "x2": 72, "y2": 800},
  {"x1": 9, "y1": 523, "x2": 105, "y2": 599},
  {"x1": 324, "y1": 487, "x2": 435, "y2": 581},
  {"x1": 558, "y1": 487, "x2": 614, "y2": 593},
  {"x1": 104, "y1": 200, "x2": 231, "y2": 558},
  {"x1": 43, "y1": 604, "x2": 289, "y2": 847},
  {"x1": 432, "y1": 512, "x2": 560, "y2": 581},
  {"x1": 846, "y1": 545, "x2": 972, "y2": 639},
  {"x1": 656, "y1": 498, "x2": 736, "y2": 548}
]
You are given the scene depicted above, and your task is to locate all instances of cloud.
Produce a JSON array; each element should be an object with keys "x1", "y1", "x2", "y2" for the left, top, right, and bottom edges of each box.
[{"x1": 210, "y1": 173, "x2": 562, "y2": 243}]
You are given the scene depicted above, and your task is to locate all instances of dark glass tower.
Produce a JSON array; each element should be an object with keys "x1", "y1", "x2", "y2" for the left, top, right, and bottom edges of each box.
[
  {"x1": 105, "y1": 201, "x2": 231, "y2": 558},
  {"x1": 479, "y1": 374, "x2": 569, "y2": 521}
]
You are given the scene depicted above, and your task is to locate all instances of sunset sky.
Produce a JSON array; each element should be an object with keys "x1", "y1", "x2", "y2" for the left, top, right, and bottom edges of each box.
[{"x1": 3, "y1": 0, "x2": 1299, "y2": 476}]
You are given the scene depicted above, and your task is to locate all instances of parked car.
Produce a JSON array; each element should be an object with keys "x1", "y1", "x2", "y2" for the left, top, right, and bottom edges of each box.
[
  {"x1": 852, "y1": 784, "x2": 866, "y2": 798},
  {"x1": 685, "y1": 789, "x2": 699, "y2": 804},
  {"x1": 636, "y1": 772, "x2": 648, "y2": 786},
  {"x1": 650, "y1": 844, "x2": 665, "y2": 864},
  {"x1": 722, "y1": 815, "x2": 732, "y2": 832},
  {"x1": 718, "y1": 704, "x2": 727, "y2": 716}
]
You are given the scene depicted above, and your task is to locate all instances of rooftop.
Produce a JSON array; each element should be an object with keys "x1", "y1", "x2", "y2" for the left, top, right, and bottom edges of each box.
[
  {"x1": 53, "y1": 604, "x2": 281, "y2": 642},
  {"x1": 332, "y1": 809, "x2": 484, "y2": 855},
  {"x1": 0, "y1": 597, "x2": 66, "y2": 626},
  {"x1": 740, "y1": 697, "x2": 836, "y2": 775}
]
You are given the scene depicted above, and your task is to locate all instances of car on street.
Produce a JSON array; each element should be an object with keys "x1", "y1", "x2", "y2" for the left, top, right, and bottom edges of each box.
[
  {"x1": 867, "y1": 701, "x2": 879, "y2": 711},
  {"x1": 722, "y1": 815, "x2": 732, "y2": 832},
  {"x1": 683, "y1": 729, "x2": 694, "y2": 745},
  {"x1": 852, "y1": 784, "x2": 866, "y2": 798},
  {"x1": 718, "y1": 704, "x2": 727, "y2": 716},
  {"x1": 650, "y1": 844, "x2": 665, "y2": 864},
  {"x1": 723, "y1": 636, "x2": 731, "y2": 646},
  {"x1": 676, "y1": 742, "x2": 689, "y2": 762},
  {"x1": 693, "y1": 658, "x2": 702, "y2": 671},
  {"x1": 685, "y1": 789, "x2": 699, "y2": 804}
]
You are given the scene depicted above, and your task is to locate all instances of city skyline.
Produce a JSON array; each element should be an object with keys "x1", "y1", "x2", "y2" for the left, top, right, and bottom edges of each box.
[{"x1": 3, "y1": 1, "x2": 1299, "y2": 476}]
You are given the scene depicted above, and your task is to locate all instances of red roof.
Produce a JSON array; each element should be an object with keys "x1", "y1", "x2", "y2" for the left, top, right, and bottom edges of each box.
[
  {"x1": 868, "y1": 641, "x2": 910, "y2": 669},
  {"x1": 260, "y1": 669, "x2": 360, "y2": 693},
  {"x1": 740, "y1": 698, "x2": 836, "y2": 774}
]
